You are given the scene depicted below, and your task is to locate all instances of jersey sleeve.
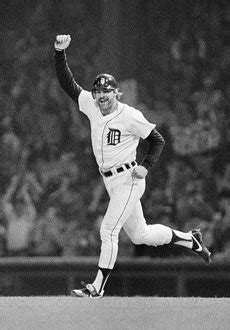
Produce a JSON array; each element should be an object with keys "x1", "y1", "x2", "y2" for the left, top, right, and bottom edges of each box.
[
  {"x1": 128, "y1": 108, "x2": 156, "y2": 139},
  {"x1": 78, "y1": 90, "x2": 96, "y2": 120},
  {"x1": 55, "y1": 50, "x2": 82, "y2": 104}
]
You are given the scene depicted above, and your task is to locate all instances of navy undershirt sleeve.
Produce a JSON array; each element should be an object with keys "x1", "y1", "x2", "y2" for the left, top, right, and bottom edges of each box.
[
  {"x1": 141, "y1": 129, "x2": 165, "y2": 170},
  {"x1": 55, "y1": 50, "x2": 82, "y2": 105}
]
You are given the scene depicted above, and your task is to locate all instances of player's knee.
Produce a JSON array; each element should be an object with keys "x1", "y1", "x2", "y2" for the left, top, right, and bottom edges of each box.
[
  {"x1": 129, "y1": 224, "x2": 172, "y2": 246},
  {"x1": 100, "y1": 223, "x2": 119, "y2": 243},
  {"x1": 129, "y1": 232, "x2": 146, "y2": 245}
]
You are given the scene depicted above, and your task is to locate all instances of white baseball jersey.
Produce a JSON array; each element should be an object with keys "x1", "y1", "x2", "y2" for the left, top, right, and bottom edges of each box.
[{"x1": 78, "y1": 90, "x2": 156, "y2": 171}]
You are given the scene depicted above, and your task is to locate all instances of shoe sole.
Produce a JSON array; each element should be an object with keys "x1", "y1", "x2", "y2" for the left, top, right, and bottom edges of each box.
[
  {"x1": 71, "y1": 290, "x2": 89, "y2": 298},
  {"x1": 71, "y1": 290, "x2": 103, "y2": 298}
]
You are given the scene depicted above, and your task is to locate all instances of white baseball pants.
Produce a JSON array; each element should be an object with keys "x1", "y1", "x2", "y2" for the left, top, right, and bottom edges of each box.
[{"x1": 98, "y1": 169, "x2": 172, "y2": 269}]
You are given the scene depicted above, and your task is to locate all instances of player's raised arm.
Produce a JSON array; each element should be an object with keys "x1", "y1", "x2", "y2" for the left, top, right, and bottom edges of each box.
[{"x1": 54, "y1": 34, "x2": 83, "y2": 104}]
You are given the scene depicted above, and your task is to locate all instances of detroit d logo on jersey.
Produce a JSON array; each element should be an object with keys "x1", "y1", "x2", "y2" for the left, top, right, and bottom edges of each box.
[{"x1": 107, "y1": 128, "x2": 121, "y2": 146}]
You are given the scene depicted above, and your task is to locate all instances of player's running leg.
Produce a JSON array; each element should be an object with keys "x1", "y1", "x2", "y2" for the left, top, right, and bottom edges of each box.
[
  {"x1": 71, "y1": 173, "x2": 145, "y2": 297},
  {"x1": 123, "y1": 201, "x2": 211, "y2": 263}
]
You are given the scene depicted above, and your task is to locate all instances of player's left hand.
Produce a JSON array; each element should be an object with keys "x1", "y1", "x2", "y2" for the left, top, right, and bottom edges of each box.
[
  {"x1": 131, "y1": 165, "x2": 148, "y2": 179},
  {"x1": 54, "y1": 34, "x2": 71, "y2": 51}
]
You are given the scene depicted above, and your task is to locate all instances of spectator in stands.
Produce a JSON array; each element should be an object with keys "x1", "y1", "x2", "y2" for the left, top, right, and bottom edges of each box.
[
  {"x1": 216, "y1": 163, "x2": 230, "y2": 194},
  {"x1": 0, "y1": 116, "x2": 21, "y2": 183},
  {"x1": 2, "y1": 174, "x2": 36, "y2": 256},
  {"x1": 177, "y1": 186, "x2": 214, "y2": 229},
  {"x1": 212, "y1": 189, "x2": 230, "y2": 257},
  {"x1": 1, "y1": 116, "x2": 21, "y2": 156},
  {"x1": 30, "y1": 206, "x2": 64, "y2": 256}
]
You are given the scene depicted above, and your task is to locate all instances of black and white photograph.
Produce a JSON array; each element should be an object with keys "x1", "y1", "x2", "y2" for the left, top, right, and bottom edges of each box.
[{"x1": 0, "y1": 0, "x2": 229, "y2": 329}]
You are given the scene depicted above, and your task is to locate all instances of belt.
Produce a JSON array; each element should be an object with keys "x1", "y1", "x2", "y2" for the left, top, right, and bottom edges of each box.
[{"x1": 100, "y1": 161, "x2": 137, "y2": 177}]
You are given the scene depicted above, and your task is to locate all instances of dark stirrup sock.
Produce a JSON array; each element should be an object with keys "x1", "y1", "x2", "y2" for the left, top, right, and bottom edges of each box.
[
  {"x1": 92, "y1": 267, "x2": 112, "y2": 294},
  {"x1": 171, "y1": 229, "x2": 193, "y2": 249}
]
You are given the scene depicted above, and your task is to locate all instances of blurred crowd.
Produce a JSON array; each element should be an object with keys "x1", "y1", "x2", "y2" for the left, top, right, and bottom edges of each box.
[
  {"x1": 0, "y1": 130, "x2": 229, "y2": 260},
  {"x1": 0, "y1": 0, "x2": 229, "y2": 260}
]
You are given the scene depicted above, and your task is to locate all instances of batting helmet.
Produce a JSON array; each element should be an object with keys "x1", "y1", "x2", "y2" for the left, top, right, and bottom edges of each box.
[{"x1": 92, "y1": 73, "x2": 117, "y2": 98}]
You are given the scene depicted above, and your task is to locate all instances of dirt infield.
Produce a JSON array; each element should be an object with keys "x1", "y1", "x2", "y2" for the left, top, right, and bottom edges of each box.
[{"x1": 0, "y1": 296, "x2": 229, "y2": 330}]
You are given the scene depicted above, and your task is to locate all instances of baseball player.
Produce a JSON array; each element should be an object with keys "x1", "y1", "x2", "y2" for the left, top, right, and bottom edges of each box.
[{"x1": 54, "y1": 35, "x2": 211, "y2": 298}]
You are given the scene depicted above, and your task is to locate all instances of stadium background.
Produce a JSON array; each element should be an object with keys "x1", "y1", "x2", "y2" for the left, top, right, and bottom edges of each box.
[{"x1": 0, "y1": 0, "x2": 229, "y2": 296}]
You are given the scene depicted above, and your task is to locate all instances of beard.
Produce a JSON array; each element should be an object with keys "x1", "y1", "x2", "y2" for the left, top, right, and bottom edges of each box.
[{"x1": 97, "y1": 98, "x2": 115, "y2": 115}]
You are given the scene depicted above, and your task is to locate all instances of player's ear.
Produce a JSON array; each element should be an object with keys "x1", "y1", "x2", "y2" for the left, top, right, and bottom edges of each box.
[
  {"x1": 115, "y1": 89, "x2": 123, "y2": 100},
  {"x1": 91, "y1": 89, "x2": 96, "y2": 99}
]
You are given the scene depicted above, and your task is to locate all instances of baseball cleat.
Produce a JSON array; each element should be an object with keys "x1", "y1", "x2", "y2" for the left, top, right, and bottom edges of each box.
[
  {"x1": 191, "y1": 229, "x2": 211, "y2": 264},
  {"x1": 71, "y1": 281, "x2": 103, "y2": 298}
]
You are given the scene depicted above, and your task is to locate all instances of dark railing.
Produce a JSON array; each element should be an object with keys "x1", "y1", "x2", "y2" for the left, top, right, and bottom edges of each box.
[{"x1": 0, "y1": 257, "x2": 229, "y2": 297}]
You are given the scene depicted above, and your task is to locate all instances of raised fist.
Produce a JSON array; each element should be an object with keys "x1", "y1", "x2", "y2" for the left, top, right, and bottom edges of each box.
[{"x1": 54, "y1": 34, "x2": 71, "y2": 51}]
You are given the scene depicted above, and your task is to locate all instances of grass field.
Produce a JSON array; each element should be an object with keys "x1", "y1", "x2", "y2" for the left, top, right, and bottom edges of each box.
[{"x1": 0, "y1": 297, "x2": 229, "y2": 330}]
